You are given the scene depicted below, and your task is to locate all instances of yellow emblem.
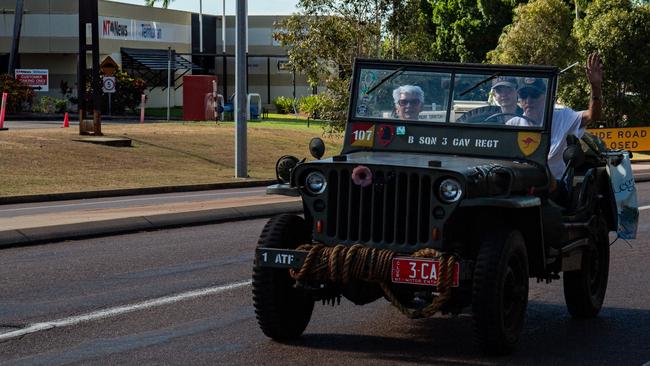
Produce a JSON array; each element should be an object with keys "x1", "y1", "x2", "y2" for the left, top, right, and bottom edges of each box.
[{"x1": 517, "y1": 132, "x2": 541, "y2": 156}]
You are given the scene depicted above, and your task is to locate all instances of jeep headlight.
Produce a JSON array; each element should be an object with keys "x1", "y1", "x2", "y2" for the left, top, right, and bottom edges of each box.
[
  {"x1": 305, "y1": 171, "x2": 327, "y2": 195},
  {"x1": 438, "y1": 178, "x2": 462, "y2": 203}
]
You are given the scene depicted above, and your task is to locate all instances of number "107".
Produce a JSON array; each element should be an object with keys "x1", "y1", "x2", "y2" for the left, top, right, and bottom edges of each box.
[{"x1": 353, "y1": 129, "x2": 373, "y2": 141}]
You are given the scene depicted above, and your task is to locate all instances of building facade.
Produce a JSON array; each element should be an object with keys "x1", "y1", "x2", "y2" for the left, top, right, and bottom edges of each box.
[{"x1": 0, "y1": 0, "x2": 316, "y2": 109}]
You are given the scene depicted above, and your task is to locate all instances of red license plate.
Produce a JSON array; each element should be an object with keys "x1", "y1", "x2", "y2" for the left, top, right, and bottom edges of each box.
[{"x1": 391, "y1": 257, "x2": 460, "y2": 287}]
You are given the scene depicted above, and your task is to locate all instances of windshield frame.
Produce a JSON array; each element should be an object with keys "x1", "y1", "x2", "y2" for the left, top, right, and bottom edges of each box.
[{"x1": 348, "y1": 58, "x2": 559, "y2": 132}]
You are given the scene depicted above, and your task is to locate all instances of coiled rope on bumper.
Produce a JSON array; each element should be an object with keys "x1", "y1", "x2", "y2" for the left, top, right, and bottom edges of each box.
[
  {"x1": 289, "y1": 244, "x2": 394, "y2": 284},
  {"x1": 289, "y1": 244, "x2": 457, "y2": 319}
]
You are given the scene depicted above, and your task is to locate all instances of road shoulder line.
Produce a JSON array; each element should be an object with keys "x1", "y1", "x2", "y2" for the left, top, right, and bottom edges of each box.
[{"x1": 0, "y1": 280, "x2": 252, "y2": 342}]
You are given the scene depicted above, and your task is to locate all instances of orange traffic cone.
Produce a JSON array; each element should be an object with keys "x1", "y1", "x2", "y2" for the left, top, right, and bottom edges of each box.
[{"x1": 61, "y1": 112, "x2": 69, "y2": 128}]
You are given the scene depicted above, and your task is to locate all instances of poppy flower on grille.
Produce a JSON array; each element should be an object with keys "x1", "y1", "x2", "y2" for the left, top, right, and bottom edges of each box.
[{"x1": 351, "y1": 165, "x2": 373, "y2": 187}]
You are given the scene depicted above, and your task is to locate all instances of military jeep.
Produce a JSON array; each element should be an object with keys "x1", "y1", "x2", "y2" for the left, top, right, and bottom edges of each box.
[{"x1": 253, "y1": 59, "x2": 620, "y2": 354}]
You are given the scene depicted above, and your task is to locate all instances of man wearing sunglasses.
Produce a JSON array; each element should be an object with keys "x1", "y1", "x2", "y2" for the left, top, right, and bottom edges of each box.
[
  {"x1": 393, "y1": 85, "x2": 424, "y2": 120},
  {"x1": 507, "y1": 53, "x2": 603, "y2": 179}
]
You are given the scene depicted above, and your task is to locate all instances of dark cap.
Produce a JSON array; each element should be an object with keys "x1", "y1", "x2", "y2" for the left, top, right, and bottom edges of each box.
[
  {"x1": 491, "y1": 76, "x2": 518, "y2": 90},
  {"x1": 518, "y1": 77, "x2": 546, "y2": 94}
]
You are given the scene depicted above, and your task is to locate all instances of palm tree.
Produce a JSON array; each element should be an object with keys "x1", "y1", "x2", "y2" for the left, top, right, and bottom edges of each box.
[
  {"x1": 8, "y1": 0, "x2": 24, "y2": 74},
  {"x1": 144, "y1": 0, "x2": 173, "y2": 8}
]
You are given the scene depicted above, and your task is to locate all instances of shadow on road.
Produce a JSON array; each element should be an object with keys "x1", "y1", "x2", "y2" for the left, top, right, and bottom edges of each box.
[{"x1": 287, "y1": 302, "x2": 650, "y2": 365}]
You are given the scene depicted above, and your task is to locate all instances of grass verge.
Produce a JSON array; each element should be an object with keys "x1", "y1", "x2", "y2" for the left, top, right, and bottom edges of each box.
[{"x1": 0, "y1": 122, "x2": 342, "y2": 197}]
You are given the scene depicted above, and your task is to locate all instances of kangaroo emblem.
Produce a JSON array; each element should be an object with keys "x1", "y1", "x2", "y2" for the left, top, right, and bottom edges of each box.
[
  {"x1": 521, "y1": 136, "x2": 537, "y2": 147},
  {"x1": 517, "y1": 132, "x2": 541, "y2": 156}
]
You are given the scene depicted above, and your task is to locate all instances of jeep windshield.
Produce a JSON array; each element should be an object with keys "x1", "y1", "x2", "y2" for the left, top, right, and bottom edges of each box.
[
  {"x1": 352, "y1": 63, "x2": 552, "y2": 129},
  {"x1": 344, "y1": 59, "x2": 559, "y2": 165}
]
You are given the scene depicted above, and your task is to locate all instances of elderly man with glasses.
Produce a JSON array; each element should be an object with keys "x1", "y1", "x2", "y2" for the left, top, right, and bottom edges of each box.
[
  {"x1": 393, "y1": 85, "x2": 424, "y2": 120},
  {"x1": 507, "y1": 53, "x2": 603, "y2": 179}
]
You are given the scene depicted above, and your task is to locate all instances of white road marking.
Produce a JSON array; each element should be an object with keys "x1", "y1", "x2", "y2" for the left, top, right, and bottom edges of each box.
[
  {"x1": 0, "y1": 280, "x2": 252, "y2": 342},
  {"x1": 0, "y1": 189, "x2": 266, "y2": 213},
  {"x1": 640, "y1": 205, "x2": 650, "y2": 211}
]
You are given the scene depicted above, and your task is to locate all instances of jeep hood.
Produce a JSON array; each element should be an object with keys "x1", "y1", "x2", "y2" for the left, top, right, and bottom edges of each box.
[{"x1": 309, "y1": 151, "x2": 549, "y2": 195}]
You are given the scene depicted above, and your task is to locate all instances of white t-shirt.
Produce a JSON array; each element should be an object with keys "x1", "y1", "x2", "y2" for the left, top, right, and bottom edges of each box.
[{"x1": 507, "y1": 107, "x2": 584, "y2": 179}]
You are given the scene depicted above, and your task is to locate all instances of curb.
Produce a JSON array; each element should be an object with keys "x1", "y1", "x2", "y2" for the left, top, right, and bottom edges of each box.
[
  {"x1": 0, "y1": 180, "x2": 276, "y2": 205},
  {"x1": 3, "y1": 114, "x2": 181, "y2": 122},
  {"x1": 0, "y1": 200, "x2": 302, "y2": 249}
]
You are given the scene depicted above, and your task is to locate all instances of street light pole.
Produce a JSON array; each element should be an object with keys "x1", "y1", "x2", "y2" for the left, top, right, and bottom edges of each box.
[
  {"x1": 235, "y1": 0, "x2": 248, "y2": 178},
  {"x1": 222, "y1": 0, "x2": 226, "y2": 54},
  {"x1": 199, "y1": 0, "x2": 203, "y2": 53},
  {"x1": 167, "y1": 47, "x2": 171, "y2": 121}
]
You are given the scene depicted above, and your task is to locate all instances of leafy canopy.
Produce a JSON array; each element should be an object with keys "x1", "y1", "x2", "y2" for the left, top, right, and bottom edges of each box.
[
  {"x1": 574, "y1": 0, "x2": 650, "y2": 125},
  {"x1": 487, "y1": 0, "x2": 578, "y2": 66},
  {"x1": 144, "y1": 0, "x2": 173, "y2": 8},
  {"x1": 430, "y1": 0, "x2": 525, "y2": 62},
  {"x1": 274, "y1": 0, "x2": 388, "y2": 86}
]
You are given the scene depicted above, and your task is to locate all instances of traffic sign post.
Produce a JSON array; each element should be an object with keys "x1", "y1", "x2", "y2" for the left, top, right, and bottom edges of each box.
[
  {"x1": 78, "y1": 0, "x2": 102, "y2": 136},
  {"x1": 102, "y1": 76, "x2": 116, "y2": 116}
]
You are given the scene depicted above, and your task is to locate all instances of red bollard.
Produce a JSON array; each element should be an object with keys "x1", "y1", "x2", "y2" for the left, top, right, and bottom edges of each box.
[
  {"x1": 140, "y1": 94, "x2": 146, "y2": 124},
  {"x1": 0, "y1": 92, "x2": 7, "y2": 130}
]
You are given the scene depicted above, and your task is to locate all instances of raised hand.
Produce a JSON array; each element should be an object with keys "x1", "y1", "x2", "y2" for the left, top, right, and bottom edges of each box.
[{"x1": 585, "y1": 52, "x2": 603, "y2": 86}]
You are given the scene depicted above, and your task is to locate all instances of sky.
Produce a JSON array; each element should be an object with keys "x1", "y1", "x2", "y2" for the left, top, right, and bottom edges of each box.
[{"x1": 107, "y1": 0, "x2": 300, "y2": 16}]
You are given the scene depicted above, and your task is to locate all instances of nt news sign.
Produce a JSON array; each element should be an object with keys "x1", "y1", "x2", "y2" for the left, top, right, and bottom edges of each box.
[{"x1": 99, "y1": 16, "x2": 190, "y2": 43}]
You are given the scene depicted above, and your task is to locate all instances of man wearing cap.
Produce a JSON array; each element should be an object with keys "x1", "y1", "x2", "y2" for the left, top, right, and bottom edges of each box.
[
  {"x1": 491, "y1": 76, "x2": 523, "y2": 115},
  {"x1": 507, "y1": 53, "x2": 603, "y2": 179}
]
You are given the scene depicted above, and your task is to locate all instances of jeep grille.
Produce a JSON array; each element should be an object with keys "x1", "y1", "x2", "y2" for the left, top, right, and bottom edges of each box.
[{"x1": 325, "y1": 167, "x2": 433, "y2": 249}]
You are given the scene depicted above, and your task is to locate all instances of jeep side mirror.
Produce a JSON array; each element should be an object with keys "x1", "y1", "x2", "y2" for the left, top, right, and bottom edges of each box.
[{"x1": 309, "y1": 137, "x2": 326, "y2": 160}]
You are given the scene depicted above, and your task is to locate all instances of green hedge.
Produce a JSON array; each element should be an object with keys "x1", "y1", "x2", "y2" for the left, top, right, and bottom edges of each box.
[
  {"x1": 273, "y1": 96, "x2": 296, "y2": 114},
  {"x1": 32, "y1": 96, "x2": 68, "y2": 113}
]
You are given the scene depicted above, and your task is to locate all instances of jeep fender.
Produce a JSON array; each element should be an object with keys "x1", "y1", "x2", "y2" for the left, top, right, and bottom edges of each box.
[{"x1": 452, "y1": 200, "x2": 546, "y2": 278}]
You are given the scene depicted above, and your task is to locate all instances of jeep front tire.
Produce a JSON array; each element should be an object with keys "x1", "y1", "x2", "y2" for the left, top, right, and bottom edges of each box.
[
  {"x1": 472, "y1": 229, "x2": 529, "y2": 355},
  {"x1": 252, "y1": 214, "x2": 314, "y2": 340}
]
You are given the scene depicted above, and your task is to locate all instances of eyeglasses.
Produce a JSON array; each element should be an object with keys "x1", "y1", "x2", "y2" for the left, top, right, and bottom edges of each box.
[
  {"x1": 518, "y1": 89, "x2": 543, "y2": 99},
  {"x1": 398, "y1": 99, "x2": 421, "y2": 106},
  {"x1": 493, "y1": 86, "x2": 515, "y2": 94}
]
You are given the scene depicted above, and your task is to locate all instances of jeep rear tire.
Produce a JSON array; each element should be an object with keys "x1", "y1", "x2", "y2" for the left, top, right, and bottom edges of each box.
[
  {"x1": 253, "y1": 214, "x2": 314, "y2": 340},
  {"x1": 472, "y1": 229, "x2": 529, "y2": 355},
  {"x1": 563, "y1": 217, "x2": 609, "y2": 318}
]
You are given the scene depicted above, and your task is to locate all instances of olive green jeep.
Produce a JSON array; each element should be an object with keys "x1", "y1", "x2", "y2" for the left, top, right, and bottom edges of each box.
[{"x1": 253, "y1": 59, "x2": 623, "y2": 355}]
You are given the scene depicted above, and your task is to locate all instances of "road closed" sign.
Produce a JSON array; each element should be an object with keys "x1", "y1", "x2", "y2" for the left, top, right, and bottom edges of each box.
[{"x1": 587, "y1": 127, "x2": 650, "y2": 151}]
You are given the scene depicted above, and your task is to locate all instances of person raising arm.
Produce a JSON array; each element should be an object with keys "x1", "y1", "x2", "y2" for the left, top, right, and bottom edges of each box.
[
  {"x1": 506, "y1": 52, "x2": 604, "y2": 179},
  {"x1": 580, "y1": 52, "x2": 603, "y2": 128}
]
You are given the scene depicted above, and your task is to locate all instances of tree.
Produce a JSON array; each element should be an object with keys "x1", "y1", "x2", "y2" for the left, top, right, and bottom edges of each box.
[
  {"x1": 274, "y1": 0, "x2": 390, "y2": 131},
  {"x1": 429, "y1": 0, "x2": 524, "y2": 63},
  {"x1": 383, "y1": 0, "x2": 437, "y2": 61},
  {"x1": 573, "y1": 0, "x2": 650, "y2": 126},
  {"x1": 488, "y1": 0, "x2": 578, "y2": 66},
  {"x1": 8, "y1": 0, "x2": 24, "y2": 74},
  {"x1": 0, "y1": 74, "x2": 34, "y2": 112},
  {"x1": 144, "y1": 0, "x2": 173, "y2": 7},
  {"x1": 488, "y1": 0, "x2": 582, "y2": 113},
  {"x1": 275, "y1": 0, "x2": 389, "y2": 86}
]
